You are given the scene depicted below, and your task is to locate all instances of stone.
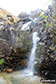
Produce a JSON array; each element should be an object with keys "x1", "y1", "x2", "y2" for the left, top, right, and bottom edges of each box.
[
  {"x1": 0, "y1": 39, "x2": 11, "y2": 58},
  {"x1": 33, "y1": 72, "x2": 39, "y2": 76},
  {"x1": 0, "y1": 8, "x2": 19, "y2": 24},
  {"x1": 7, "y1": 69, "x2": 13, "y2": 73},
  {"x1": 7, "y1": 15, "x2": 14, "y2": 22}
]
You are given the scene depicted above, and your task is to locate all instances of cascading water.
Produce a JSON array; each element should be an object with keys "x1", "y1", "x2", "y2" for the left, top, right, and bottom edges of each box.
[
  {"x1": 21, "y1": 21, "x2": 31, "y2": 30},
  {"x1": 27, "y1": 32, "x2": 40, "y2": 75},
  {"x1": 21, "y1": 22, "x2": 40, "y2": 76}
]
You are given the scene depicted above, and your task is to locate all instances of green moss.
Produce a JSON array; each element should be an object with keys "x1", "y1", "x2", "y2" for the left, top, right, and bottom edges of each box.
[
  {"x1": 40, "y1": 13, "x2": 43, "y2": 17},
  {"x1": 43, "y1": 26, "x2": 47, "y2": 33},
  {"x1": 0, "y1": 59, "x2": 4, "y2": 64},
  {"x1": 45, "y1": 16, "x2": 48, "y2": 19},
  {"x1": 43, "y1": 22, "x2": 50, "y2": 33},
  {"x1": 46, "y1": 22, "x2": 50, "y2": 27}
]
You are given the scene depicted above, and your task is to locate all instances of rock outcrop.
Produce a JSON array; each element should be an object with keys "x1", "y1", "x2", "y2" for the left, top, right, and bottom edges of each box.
[
  {"x1": 0, "y1": 8, "x2": 32, "y2": 72},
  {"x1": 0, "y1": 8, "x2": 19, "y2": 24},
  {"x1": 37, "y1": 3, "x2": 56, "y2": 80}
]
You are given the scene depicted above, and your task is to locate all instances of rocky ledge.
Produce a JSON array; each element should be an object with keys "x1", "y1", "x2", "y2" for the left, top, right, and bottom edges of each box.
[{"x1": 0, "y1": 8, "x2": 32, "y2": 72}]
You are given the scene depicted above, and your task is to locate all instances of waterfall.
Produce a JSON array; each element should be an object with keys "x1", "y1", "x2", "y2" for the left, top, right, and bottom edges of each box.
[
  {"x1": 21, "y1": 21, "x2": 31, "y2": 30},
  {"x1": 21, "y1": 22, "x2": 40, "y2": 76},
  {"x1": 27, "y1": 32, "x2": 40, "y2": 75}
]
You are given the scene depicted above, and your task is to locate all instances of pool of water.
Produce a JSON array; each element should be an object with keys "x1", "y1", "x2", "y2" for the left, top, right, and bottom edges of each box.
[{"x1": 0, "y1": 70, "x2": 51, "y2": 84}]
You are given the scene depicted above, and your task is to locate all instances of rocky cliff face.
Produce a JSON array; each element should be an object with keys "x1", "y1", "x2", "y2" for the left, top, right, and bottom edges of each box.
[
  {"x1": 0, "y1": 8, "x2": 19, "y2": 24},
  {"x1": 0, "y1": 8, "x2": 32, "y2": 72},
  {"x1": 38, "y1": 2, "x2": 56, "y2": 79}
]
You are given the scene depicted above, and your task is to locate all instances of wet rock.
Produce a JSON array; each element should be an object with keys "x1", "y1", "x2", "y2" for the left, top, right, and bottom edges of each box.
[{"x1": 33, "y1": 72, "x2": 39, "y2": 76}]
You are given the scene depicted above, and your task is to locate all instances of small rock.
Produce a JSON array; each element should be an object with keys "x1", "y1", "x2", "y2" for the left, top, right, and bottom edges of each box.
[
  {"x1": 33, "y1": 72, "x2": 38, "y2": 76},
  {"x1": 7, "y1": 69, "x2": 13, "y2": 73}
]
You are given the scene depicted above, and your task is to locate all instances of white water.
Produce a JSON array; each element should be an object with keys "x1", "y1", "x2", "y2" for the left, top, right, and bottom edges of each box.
[
  {"x1": 27, "y1": 32, "x2": 40, "y2": 75},
  {"x1": 21, "y1": 22, "x2": 40, "y2": 76},
  {"x1": 21, "y1": 21, "x2": 31, "y2": 30}
]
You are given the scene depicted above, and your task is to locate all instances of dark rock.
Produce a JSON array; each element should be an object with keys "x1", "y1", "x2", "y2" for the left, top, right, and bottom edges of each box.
[
  {"x1": 0, "y1": 15, "x2": 32, "y2": 72},
  {"x1": 0, "y1": 39, "x2": 11, "y2": 56},
  {"x1": 33, "y1": 72, "x2": 39, "y2": 76},
  {"x1": 7, "y1": 15, "x2": 14, "y2": 22}
]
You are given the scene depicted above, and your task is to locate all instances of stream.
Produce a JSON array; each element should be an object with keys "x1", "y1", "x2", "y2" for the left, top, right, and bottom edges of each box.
[{"x1": 0, "y1": 71, "x2": 50, "y2": 84}]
